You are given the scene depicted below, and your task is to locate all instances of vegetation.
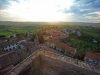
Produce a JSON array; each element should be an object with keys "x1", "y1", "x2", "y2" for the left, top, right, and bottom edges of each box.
[
  {"x1": 31, "y1": 33, "x2": 36, "y2": 41},
  {"x1": 0, "y1": 23, "x2": 100, "y2": 59},
  {"x1": 0, "y1": 25, "x2": 42, "y2": 36},
  {"x1": 61, "y1": 25, "x2": 100, "y2": 60}
]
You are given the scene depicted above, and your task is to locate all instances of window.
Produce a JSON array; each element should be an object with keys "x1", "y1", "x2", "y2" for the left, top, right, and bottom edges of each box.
[{"x1": 9, "y1": 48, "x2": 11, "y2": 50}]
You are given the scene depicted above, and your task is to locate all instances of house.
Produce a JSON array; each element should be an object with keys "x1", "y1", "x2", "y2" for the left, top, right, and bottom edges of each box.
[
  {"x1": 0, "y1": 54, "x2": 12, "y2": 75},
  {"x1": 8, "y1": 37, "x2": 18, "y2": 42},
  {"x1": 51, "y1": 32, "x2": 61, "y2": 37},
  {"x1": 76, "y1": 31, "x2": 82, "y2": 36},
  {"x1": 95, "y1": 53, "x2": 100, "y2": 56},
  {"x1": 46, "y1": 40, "x2": 76, "y2": 57},
  {"x1": 46, "y1": 29, "x2": 57, "y2": 34},
  {"x1": 43, "y1": 35, "x2": 51, "y2": 41},
  {"x1": 55, "y1": 42, "x2": 65, "y2": 53},
  {"x1": 84, "y1": 52, "x2": 100, "y2": 66},
  {"x1": 72, "y1": 29, "x2": 76, "y2": 33},
  {"x1": 23, "y1": 42, "x2": 34, "y2": 52},
  {"x1": 0, "y1": 54, "x2": 12, "y2": 70},
  {"x1": 54, "y1": 36, "x2": 64, "y2": 42},
  {"x1": 46, "y1": 39, "x2": 56, "y2": 48},
  {"x1": 55, "y1": 42, "x2": 76, "y2": 56},
  {"x1": 12, "y1": 33, "x2": 16, "y2": 37},
  {"x1": 1, "y1": 42, "x2": 18, "y2": 51},
  {"x1": 5, "y1": 36, "x2": 10, "y2": 39},
  {"x1": 0, "y1": 52, "x2": 20, "y2": 75},
  {"x1": 1, "y1": 39, "x2": 28, "y2": 51},
  {"x1": 61, "y1": 32, "x2": 66, "y2": 37},
  {"x1": 61, "y1": 28, "x2": 69, "y2": 38},
  {"x1": 62, "y1": 28, "x2": 67, "y2": 33},
  {"x1": 92, "y1": 39, "x2": 97, "y2": 43},
  {"x1": 8, "y1": 52, "x2": 20, "y2": 66}
]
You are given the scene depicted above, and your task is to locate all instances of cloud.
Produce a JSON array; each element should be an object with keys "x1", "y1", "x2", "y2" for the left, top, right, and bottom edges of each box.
[
  {"x1": 0, "y1": 0, "x2": 100, "y2": 22},
  {"x1": 75, "y1": 0, "x2": 95, "y2": 4},
  {"x1": 0, "y1": 0, "x2": 20, "y2": 10},
  {"x1": 62, "y1": 0, "x2": 100, "y2": 22},
  {"x1": 0, "y1": 0, "x2": 10, "y2": 9}
]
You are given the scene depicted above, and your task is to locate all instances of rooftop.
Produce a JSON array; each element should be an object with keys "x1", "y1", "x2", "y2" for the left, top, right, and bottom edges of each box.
[
  {"x1": 85, "y1": 52, "x2": 100, "y2": 62},
  {"x1": 7, "y1": 50, "x2": 100, "y2": 75}
]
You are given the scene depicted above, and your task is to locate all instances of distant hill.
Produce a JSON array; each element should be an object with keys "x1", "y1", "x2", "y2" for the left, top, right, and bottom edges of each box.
[{"x1": 0, "y1": 21, "x2": 100, "y2": 26}]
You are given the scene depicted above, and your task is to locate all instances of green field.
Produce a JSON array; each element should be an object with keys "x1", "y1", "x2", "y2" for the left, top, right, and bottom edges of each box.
[
  {"x1": 0, "y1": 25, "x2": 42, "y2": 36},
  {"x1": 0, "y1": 24, "x2": 100, "y2": 57},
  {"x1": 61, "y1": 25, "x2": 100, "y2": 59},
  {"x1": 82, "y1": 30, "x2": 100, "y2": 39}
]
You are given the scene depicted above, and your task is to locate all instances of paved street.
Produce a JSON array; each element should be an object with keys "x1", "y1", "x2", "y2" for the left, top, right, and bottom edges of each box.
[{"x1": 39, "y1": 44, "x2": 67, "y2": 56}]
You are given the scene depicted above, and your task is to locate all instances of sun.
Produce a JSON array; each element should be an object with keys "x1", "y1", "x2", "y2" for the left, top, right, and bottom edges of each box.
[{"x1": 8, "y1": 0, "x2": 73, "y2": 21}]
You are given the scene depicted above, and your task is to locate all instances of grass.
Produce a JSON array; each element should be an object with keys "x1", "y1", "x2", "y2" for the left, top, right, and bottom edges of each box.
[
  {"x1": 0, "y1": 31, "x2": 12, "y2": 35},
  {"x1": 62, "y1": 36, "x2": 99, "y2": 53},
  {"x1": 82, "y1": 31, "x2": 100, "y2": 39},
  {"x1": 0, "y1": 25, "x2": 42, "y2": 36}
]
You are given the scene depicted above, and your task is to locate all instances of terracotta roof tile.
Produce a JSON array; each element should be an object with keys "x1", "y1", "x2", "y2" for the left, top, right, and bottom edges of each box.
[
  {"x1": 95, "y1": 53, "x2": 100, "y2": 56},
  {"x1": 0, "y1": 55, "x2": 11, "y2": 69},
  {"x1": 51, "y1": 32, "x2": 60, "y2": 37},
  {"x1": 85, "y1": 52, "x2": 100, "y2": 62},
  {"x1": 8, "y1": 52, "x2": 20, "y2": 65},
  {"x1": 56, "y1": 42, "x2": 76, "y2": 52}
]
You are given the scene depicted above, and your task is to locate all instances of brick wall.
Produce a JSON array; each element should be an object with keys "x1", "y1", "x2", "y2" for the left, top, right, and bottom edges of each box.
[{"x1": 7, "y1": 49, "x2": 100, "y2": 75}]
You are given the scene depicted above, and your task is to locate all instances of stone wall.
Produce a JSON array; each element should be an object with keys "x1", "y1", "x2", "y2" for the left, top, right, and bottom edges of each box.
[
  {"x1": 40, "y1": 50, "x2": 100, "y2": 74},
  {"x1": 37, "y1": 55, "x2": 97, "y2": 75},
  {"x1": 7, "y1": 49, "x2": 100, "y2": 75},
  {"x1": 7, "y1": 50, "x2": 40, "y2": 75}
]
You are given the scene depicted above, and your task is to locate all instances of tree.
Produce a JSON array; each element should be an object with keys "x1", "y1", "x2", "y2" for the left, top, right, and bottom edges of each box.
[
  {"x1": 38, "y1": 35, "x2": 44, "y2": 43},
  {"x1": 31, "y1": 33, "x2": 36, "y2": 41}
]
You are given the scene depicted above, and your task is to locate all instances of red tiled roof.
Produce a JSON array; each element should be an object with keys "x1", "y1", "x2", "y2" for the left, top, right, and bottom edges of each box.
[
  {"x1": 23, "y1": 42, "x2": 34, "y2": 51},
  {"x1": 8, "y1": 52, "x2": 20, "y2": 65},
  {"x1": 0, "y1": 65, "x2": 13, "y2": 75},
  {"x1": 95, "y1": 53, "x2": 100, "y2": 56},
  {"x1": 51, "y1": 32, "x2": 60, "y2": 37},
  {"x1": 53, "y1": 37, "x2": 64, "y2": 42},
  {"x1": 85, "y1": 52, "x2": 100, "y2": 62},
  {"x1": 46, "y1": 39, "x2": 76, "y2": 53},
  {"x1": 46, "y1": 39, "x2": 57, "y2": 44},
  {"x1": 56, "y1": 42, "x2": 76, "y2": 52},
  {"x1": 0, "y1": 55, "x2": 12, "y2": 70},
  {"x1": 23, "y1": 42, "x2": 34, "y2": 48},
  {"x1": 46, "y1": 29, "x2": 53, "y2": 34}
]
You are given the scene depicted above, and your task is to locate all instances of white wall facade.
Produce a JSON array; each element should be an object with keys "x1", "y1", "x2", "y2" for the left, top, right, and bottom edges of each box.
[{"x1": 3, "y1": 44, "x2": 18, "y2": 51}]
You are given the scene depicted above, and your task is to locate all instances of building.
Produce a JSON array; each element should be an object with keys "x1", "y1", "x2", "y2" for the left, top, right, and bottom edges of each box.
[
  {"x1": 8, "y1": 52, "x2": 20, "y2": 66},
  {"x1": 6, "y1": 50, "x2": 100, "y2": 75},
  {"x1": 46, "y1": 40, "x2": 76, "y2": 57},
  {"x1": 46, "y1": 29, "x2": 57, "y2": 34},
  {"x1": 92, "y1": 39, "x2": 98, "y2": 43},
  {"x1": 76, "y1": 31, "x2": 82, "y2": 36},
  {"x1": 51, "y1": 32, "x2": 61, "y2": 37},
  {"x1": 84, "y1": 52, "x2": 100, "y2": 66},
  {"x1": 46, "y1": 39, "x2": 56, "y2": 48},
  {"x1": 55, "y1": 42, "x2": 76, "y2": 56},
  {"x1": 0, "y1": 52, "x2": 20, "y2": 75},
  {"x1": 1, "y1": 42, "x2": 18, "y2": 51},
  {"x1": 43, "y1": 35, "x2": 51, "y2": 41}
]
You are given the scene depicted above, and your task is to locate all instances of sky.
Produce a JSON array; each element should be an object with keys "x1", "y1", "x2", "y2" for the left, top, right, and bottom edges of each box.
[{"x1": 0, "y1": 0, "x2": 100, "y2": 22}]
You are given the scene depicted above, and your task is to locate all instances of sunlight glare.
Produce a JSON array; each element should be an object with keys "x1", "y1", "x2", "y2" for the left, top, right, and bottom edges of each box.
[{"x1": 8, "y1": 0, "x2": 74, "y2": 21}]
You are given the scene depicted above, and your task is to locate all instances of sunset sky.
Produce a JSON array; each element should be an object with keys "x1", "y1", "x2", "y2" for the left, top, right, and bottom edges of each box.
[{"x1": 0, "y1": 0, "x2": 100, "y2": 22}]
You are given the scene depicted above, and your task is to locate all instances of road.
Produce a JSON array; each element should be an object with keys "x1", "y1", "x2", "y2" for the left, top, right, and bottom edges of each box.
[{"x1": 39, "y1": 44, "x2": 68, "y2": 57}]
